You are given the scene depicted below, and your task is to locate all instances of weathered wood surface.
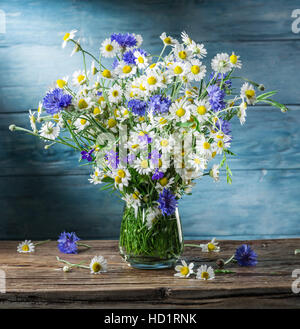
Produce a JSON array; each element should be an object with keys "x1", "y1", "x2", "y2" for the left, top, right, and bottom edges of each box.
[
  {"x1": 1, "y1": 170, "x2": 300, "y2": 240},
  {"x1": 0, "y1": 239, "x2": 299, "y2": 309}
]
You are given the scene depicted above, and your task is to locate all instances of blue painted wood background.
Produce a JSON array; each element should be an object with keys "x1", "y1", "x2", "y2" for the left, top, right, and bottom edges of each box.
[{"x1": 0, "y1": 0, "x2": 300, "y2": 240}]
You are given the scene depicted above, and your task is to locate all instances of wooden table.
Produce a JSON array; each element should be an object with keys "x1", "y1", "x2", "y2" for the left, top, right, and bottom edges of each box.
[{"x1": 0, "y1": 239, "x2": 299, "y2": 309}]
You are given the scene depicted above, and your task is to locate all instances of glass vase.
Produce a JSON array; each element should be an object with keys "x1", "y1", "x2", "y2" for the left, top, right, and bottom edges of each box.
[{"x1": 119, "y1": 204, "x2": 183, "y2": 269}]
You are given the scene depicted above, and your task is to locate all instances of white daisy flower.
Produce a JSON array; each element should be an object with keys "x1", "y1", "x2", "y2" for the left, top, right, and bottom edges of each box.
[
  {"x1": 17, "y1": 240, "x2": 35, "y2": 253},
  {"x1": 211, "y1": 53, "x2": 231, "y2": 74},
  {"x1": 238, "y1": 100, "x2": 247, "y2": 125},
  {"x1": 133, "y1": 158, "x2": 152, "y2": 175},
  {"x1": 70, "y1": 39, "x2": 81, "y2": 57},
  {"x1": 173, "y1": 44, "x2": 192, "y2": 62},
  {"x1": 240, "y1": 82, "x2": 256, "y2": 105},
  {"x1": 113, "y1": 167, "x2": 131, "y2": 190},
  {"x1": 188, "y1": 153, "x2": 207, "y2": 172},
  {"x1": 72, "y1": 70, "x2": 88, "y2": 86},
  {"x1": 145, "y1": 71, "x2": 164, "y2": 92},
  {"x1": 174, "y1": 260, "x2": 194, "y2": 278},
  {"x1": 37, "y1": 101, "x2": 43, "y2": 119},
  {"x1": 169, "y1": 61, "x2": 188, "y2": 78},
  {"x1": 155, "y1": 136, "x2": 174, "y2": 153},
  {"x1": 196, "y1": 134, "x2": 212, "y2": 157},
  {"x1": 169, "y1": 100, "x2": 191, "y2": 123},
  {"x1": 115, "y1": 61, "x2": 137, "y2": 79},
  {"x1": 156, "y1": 176, "x2": 175, "y2": 191},
  {"x1": 209, "y1": 164, "x2": 220, "y2": 182},
  {"x1": 28, "y1": 110, "x2": 37, "y2": 133},
  {"x1": 101, "y1": 69, "x2": 115, "y2": 80},
  {"x1": 229, "y1": 52, "x2": 242, "y2": 69},
  {"x1": 188, "y1": 41, "x2": 207, "y2": 58},
  {"x1": 91, "y1": 61, "x2": 98, "y2": 75},
  {"x1": 74, "y1": 117, "x2": 90, "y2": 131},
  {"x1": 108, "y1": 85, "x2": 123, "y2": 104},
  {"x1": 199, "y1": 238, "x2": 220, "y2": 252},
  {"x1": 62, "y1": 29, "x2": 77, "y2": 48},
  {"x1": 192, "y1": 99, "x2": 211, "y2": 123},
  {"x1": 160, "y1": 32, "x2": 178, "y2": 46},
  {"x1": 39, "y1": 122, "x2": 60, "y2": 140},
  {"x1": 89, "y1": 256, "x2": 107, "y2": 274},
  {"x1": 181, "y1": 31, "x2": 193, "y2": 45},
  {"x1": 122, "y1": 191, "x2": 141, "y2": 215},
  {"x1": 134, "y1": 50, "x2": 149, "y2": 69},
  {"x1": 89, "y1": 167, "x2": 106, "y2": 185},
  {"x1": 100, "y1": 38, "x2": 120, "y2": 58},
  {"x1": 185, "y1": 58, "x2": 206, "y2": 81},
  {"x1": 146, "y1": 207, "x2": 161, "y2": 229},
  {"x1": 56, "y1": 76, "x2": 69, "y2": 89},
  {"x1": 196, "y1": 264, "x2": 215, "y2": 280}
]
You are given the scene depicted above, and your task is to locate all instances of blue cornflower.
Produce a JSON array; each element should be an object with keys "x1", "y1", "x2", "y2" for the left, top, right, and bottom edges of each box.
[
  {"x1": 215, "y1": 118, "x2": 231, "y2": 136},
  {"x1": 148, "y1": 95, "x2": 171, "y2": 115},
  {"x1": 81, "y1": 148, "x2": 94, "y2": 162},
  {"x1": 209, "y1": 72, "x2": 232, "y2": 90},
  {"x1": 111, "y1": 33, "x2": 137, "y2": 48},
  {"x1": 235, "y1": 244, "x2": 257, "y2": 266},
  {"x1": 42, "y1": 88, "x2": 72, "y2": 114},
  {"x1": 138, "y1": 133, "x2": 152, "y2": 144},
  {"x1": 123, "y1": 50, "x2": 136, "y2": 65},
  {"x1": 148, "y1": 150, "x2": 161, "y2": 165},
  {"x1": 152, "y1": 169, "x2": 164, "y2": 181},
  {"x1": 207, "y1": 85, "x2": 226, "y2": 112},
  {"x1": 122, "y1": 153, "x2": 136, "y2": 165},
  {"x1": 112, "y1": 58, "x2": 119, "y2": 69},
  {"x1": 158, "y1": 188, "x2": 177, "y2": 216},
  {"x1": 128, "y1": 99, "x2": 148, "y2": 116},
  {"x1": 57, "y1": 232, "x2": 80, "y2": 254},
  {"x1": 105, "y1": 150, "x2": 119, "y2": 169}
]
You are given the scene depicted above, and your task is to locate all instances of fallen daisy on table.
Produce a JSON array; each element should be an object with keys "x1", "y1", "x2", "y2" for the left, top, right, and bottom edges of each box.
[
  {"x1": 196, "y1": 264, "x2": 215, "y2": 280},
  {"x1": 184, "y1": 237, "x2": 220, "y2": 253},
  {"x1": 17, "y1": 239, "x2": 51, "y2": 253},
  {"x1": 56, "y1": 255, "x2": 108, "y2": 274},
  {"x1": 174, "y1": 260, "x2": 194, "y2": 278}
]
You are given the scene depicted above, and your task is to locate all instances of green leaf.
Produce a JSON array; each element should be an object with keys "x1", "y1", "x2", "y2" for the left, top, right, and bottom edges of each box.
[{"x1": 215, "y1": 269, "x2": 235, "y2": 274}]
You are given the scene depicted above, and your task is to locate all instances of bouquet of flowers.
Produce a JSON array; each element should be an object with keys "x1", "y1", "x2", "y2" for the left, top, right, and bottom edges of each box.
[{"x1": 10, "y1": 31, "x2": 286, "y2": 268}]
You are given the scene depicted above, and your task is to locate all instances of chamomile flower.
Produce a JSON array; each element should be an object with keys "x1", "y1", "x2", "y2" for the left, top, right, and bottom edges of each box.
[
  {"x1": 101, "y1": 69, "x2": 114, "y2": 80},
  {"x1": 74, "y1": 117, "x2": 90, "y2": 131},
  {"x1": 188, "y1": 41, "x2": 207, "y2": 58},
  {"x1": 169, "y1": 62, "x2": 187, "y2": 78},
  {"x1": 192, "y1": 99, "x2": 211, "y2": 123},
  {"x1": 181, "y1": 31, "x2": 193, "y2": 46},
  {"x1": 160, "y1": 32, "x2": 178, "y2": 46},
  {"x1": 100, "y1": 38, "x2": 120, "y2": 58},
  {"x1": 169, "y1": 100, "x2": 191, "y2": 123},
  {"x1": 196, "y1": 134, "x2": 213, "y2": 157},
  {"x1": 113, "y1": 167, "x2": 131, "y2": 190},
  {"x1": 28, "y1": 110, "x2": 37, "y2": 133},
  {"x1": 17, "y1": 240, "x2": 35, "y2": 253},
  {"x1": 200, "y1": 238, "x2": 220, "y2": 253},
  {"x1": 108, "y1": 85, "x2": 123, "y2": 104},
  {"x1": 211, "y1": 53, "x2": 231, "y2": 74},
  {"x1": 133, "y1": 158, "x2": 152, "y2": 175},
  {"x1": 229, "y1": 52, "x2": 242, "y2": 69},
  {"x1": 156, "y1": 176, "x2": 175, "y2": 191},
  {"x1": 56, "y1": 76, "x2": 69, "y2": 89},
  {"x1": 174, "y1": 260, "x2": 194, "y2": 278},
  {"x1": 188, "y1": 153, "x2": 207, "y2": 172},
  {"x1": 89, "y1": 167, "x2": 105, "y2": 185},
  {"x1": 72, "y1": 70, "x2": 88, "y2": 86},
  {"x1": 134, "y1": 50, "x2": 149, "y2": 69},
  {"x1": 145, "y1": 71, "x2": 164, "y2": 92},
  {"x1": 155, "y1": 136, "x2": 174, "y2": 153},
  {"x1": 173, "y1": 44, "x2": 192, "y2": 62},
  {"x1": 89, "y1": 256, "x2": 107, "y2": 274},
  {"x1": 115, "y1": 61, "x2": 137, "y2": 78},
  {"x1": 39, "y1": 122, "x2": 60, "y2": 140},
  {"x1": 70, "y1": 39, "x2": 81, "y2": 56},
  {"x1": 240, "y1": 83, "x2": 256, "y2": 105},
  {"x1": 122, "y1": 191, "x2": 141, "y2": 214},
  {"x1": 238, "y1": 100, "x2": 247, "y2": 125},
  {"x1": 209, "y1": 164, "x2": 220, "y2": 182},
  {"x1": 185, "y1": 58, "x2": 206, "y2": 81},
  {"x1": 146, "y1": 207, "x2": 161, "y2": 229},
  {"x1": 91, "y1": 61, "x2": 98, "y2": 75},
  {"x1": 196, "y1": 264, "x2": 215, "y2": 280},
  {"x1": 37, "y1": 101, "x2": 43, "y2": 119},
  {"x1": 62, "y1": 30, "x2": 77, "y2": 48}
]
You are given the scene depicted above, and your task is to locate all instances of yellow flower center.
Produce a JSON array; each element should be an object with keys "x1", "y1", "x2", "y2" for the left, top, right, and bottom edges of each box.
[
  {"x1": 201, "y1": 271, "x2": 209, "y2": 280},
  {"x1": 92, "y1": 262, "x2": 101, "y2": 273},
  {"x1": 174, "y1": 66, "x2": 183, "y2": 75},
  {"x1": 63, "y1": 32, "x2": 70, "y2": 41},
  {"x1": 245, "y1": 89, "x2": 255, "y2": 98},
  {"x1": 139, "y1": 117, "x2": 145, "y2": 122},
  {"x1": 93, "y1": 107, "x2": 101, "y2": 115},
  {"x1": 197, "y1": 105, "x2": 206, "y2": 115},
  {"x1": 217, "y1": 140, "x2": 224, "y2": 148},
  {"x1": 102, "y1": 69, "x2": 112, "y2": 78},
  {"x1": 112, "y1": 90, "x2": 119, "y2": 97},
  {"x1": 108, "y1": 118, "x2": 117, "y2": 128},
  {"x1": 122, "y1": 65, "x2": 132, "y2": 74},
  {"x1": 131, "y1": 144, "x2": 139, "y2": 149},
  {"x1": 164, "y1": 37, "x2": 172, "y2": 44},
  {"x1": 117, "y1": 169, "x2": 126, "y2": 178},
  {"x1": 80, "y1": 118, "x2": 87, "y2": 125},
  {"x1": 203, "y1": 142, "x2": 210, "y2": 150},
  {"x1": 158, "y1": 158, "x2": 162, "y2": 167},
  {"x1": 115, "y1": 176, "x2": 122, "y2": 184},
  {"x1": 139, "y1": 83, "x2": 146, "y2": 91},
  {"x1": 141, "y1": 160, "x2": 148, "y2": 169},
  {"x1": 132, "y1": 192, "x2": 139, "y2": 199},
  {"x1": 191, "y1": 65, "x2": 200, "y2": 74},
  {"x1": 194, "y1": 158, "x2": 201, "y2": 164},
  {"x1": 22, "y1": 245, "x2": 29, "y2": 252},
  {"x1": 160, "y1": 139, "x2": 169, "y2": 147},
  {"x1": 78, "y1": 99, "x2": 88, "y2": 109},
  {"x1": 159, "y1": 177, "x2": 168, "y2": 187},
  {"x1": 149, "y1": 63, "x2": 156, "y2": 69},
  {"x1": 123, "y1": 109, "x2": 129, "y2": 116},
  {"x1": 178, "y1": 51, "x2": 187, "y2": 59},
  {"x1": 147, "y1": 76, "x2": 157, "y2": 85},
  {"x1": 207, "y1": 243, "x2": 216, "y2": 251},
  {"x1": 105, "y1": 44, "x2": 113, "y2": 52},
  {"x1": 230, "y1": 53, "x2": 238, "y2": 64},
  {"x1": 138, "y1": 56, "x2": 144, "y2": 63},
  {"x1": 212, "y1": 151, "x2": 216, "y2": 158},
  {"x1": 176, "y1": 108, "x2": 185, "y2": 117},
  {"x1": 98, "y1": 96, "x2": 105, "y2": 103},
  {"x1": 77, "y1": 74, "x2": 85, "y2": 83},
  {"x1": 180, "y1": 266, "x2": 189, "y2": 276},
  {"x1": 159, "y1": 118, "x2": 167, "y2": 125},
  {"x1": 57, "y1": 79, "x2": 66, "y2": 88}
]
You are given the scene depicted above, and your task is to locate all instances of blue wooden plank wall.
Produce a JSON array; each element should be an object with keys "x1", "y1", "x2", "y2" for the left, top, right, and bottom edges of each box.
[{"x1": 0, "y1": 0, "x2": 300, "y2": 240}]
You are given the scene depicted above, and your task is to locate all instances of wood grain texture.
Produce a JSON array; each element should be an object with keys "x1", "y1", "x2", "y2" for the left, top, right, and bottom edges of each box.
[
  {"x1": 0, "y1": 239, "x2": 299, "y2": 309},
  {"x1": 0, "y1": 170, "x2": 300, "y2": 240}
]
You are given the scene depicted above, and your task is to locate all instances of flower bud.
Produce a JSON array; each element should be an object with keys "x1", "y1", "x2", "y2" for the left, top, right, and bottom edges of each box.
[
  {"x1": 216, "y1": 258, "x2": 225, "y2": 268},
  {"x1": 258, "y1": 84, "x2": 265, "y2": 91},
  {"x1": 9, "y1": 124, "x2": 16, "y2": 131},
  {"x1": 63, "y1": 265, "x2": 71, "y2": 272}
]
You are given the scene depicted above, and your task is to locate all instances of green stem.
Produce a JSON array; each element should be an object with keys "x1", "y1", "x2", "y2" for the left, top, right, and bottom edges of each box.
[
  {"x1": 224, "y1": 254, "x2": 235, "y2": 265},
  {"x1": 56, "y1": 256, "x2": 89, "y2": 269},
  {"x1": 184, "y1": 243, "x2": 202, "y2": 248},
  {"x1": 34, "y1": 239, "x2": 51, "y2": 246},
  {"x1": 77, "y1": 242, "x2": 92, "y2": 249}
]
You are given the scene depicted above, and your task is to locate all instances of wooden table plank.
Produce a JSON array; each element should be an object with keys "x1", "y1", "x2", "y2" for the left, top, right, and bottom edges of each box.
[{"x1": 0, "y1": 239, "x2": 299, "y2": 308}]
